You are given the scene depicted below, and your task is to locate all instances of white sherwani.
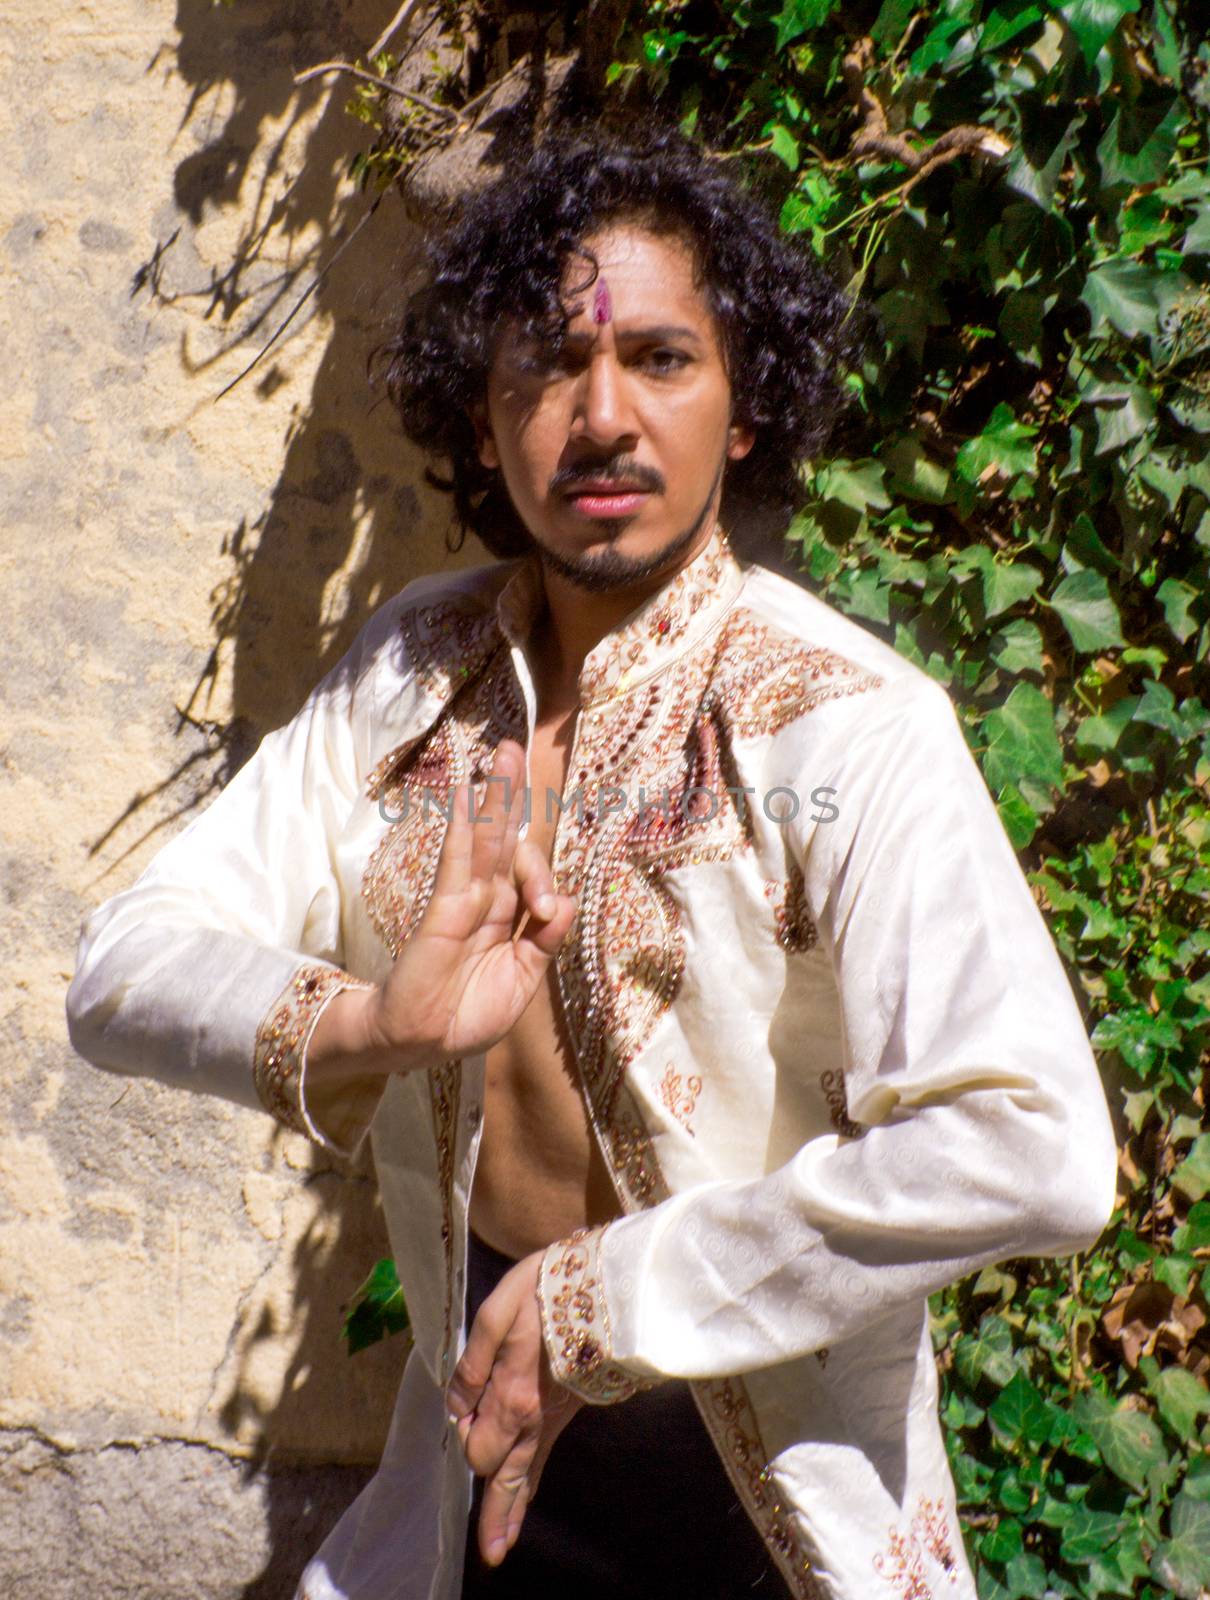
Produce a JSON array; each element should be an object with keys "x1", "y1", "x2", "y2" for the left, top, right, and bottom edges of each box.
[{"x1": 67, "y1": 522, "x2": 1118, "y2": 1600}]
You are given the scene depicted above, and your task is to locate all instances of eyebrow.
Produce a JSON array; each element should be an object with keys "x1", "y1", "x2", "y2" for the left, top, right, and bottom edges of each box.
[{"x1": 559, "y1": 322, "x2": 705, "y2": 347}]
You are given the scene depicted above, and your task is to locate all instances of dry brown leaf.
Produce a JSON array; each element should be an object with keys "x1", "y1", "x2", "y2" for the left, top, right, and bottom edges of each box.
[{"x1": 1100, "y1": 1280, "x2": 1208, "y2": 1368}]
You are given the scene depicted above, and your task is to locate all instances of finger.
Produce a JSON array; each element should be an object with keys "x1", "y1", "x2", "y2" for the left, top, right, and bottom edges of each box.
[
  {"x1": 461, "y1": 1375, "x2": 538, "y2": 1478},
  {"x1": 514, "y1": 892, "x2": 577, "y2": 963},
  {"x1": 513, "y1": 838, "x2": 558, "y2": 922},
  {"x1": 504, "y1": 1479, "x2": 532, "y2": 1556},
  {"x1": 446, "y1": 1307, "x2": 504, "y2": 1422},
  {"x1": 430, "y1": 778, "x2": 474, "y2": 898},
  {"x1": 478, "y1": 1446, "x2": 538, "y2": 1567},
  {"x1": 493, "y1": 748, "x2": 530, "y2": 882},
  {"x1": 469, "y1": 742, "x2": 525, "y2": 886}
]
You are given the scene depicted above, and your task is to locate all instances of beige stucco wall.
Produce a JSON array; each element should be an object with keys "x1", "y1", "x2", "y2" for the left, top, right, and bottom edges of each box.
[{"x1": 0, "y1": 4, "x2": 479, "y2": 1594}]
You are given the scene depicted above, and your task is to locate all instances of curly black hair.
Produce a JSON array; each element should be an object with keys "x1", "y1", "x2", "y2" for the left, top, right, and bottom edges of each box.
[{"x1": 382, "y1": 119, "x2": 863, "y2": 558}]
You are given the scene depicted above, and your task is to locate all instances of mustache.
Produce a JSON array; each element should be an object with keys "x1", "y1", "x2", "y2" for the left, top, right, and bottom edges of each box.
[{"x1": 551, "y1": 459, "x2": 666, "y2": 494}]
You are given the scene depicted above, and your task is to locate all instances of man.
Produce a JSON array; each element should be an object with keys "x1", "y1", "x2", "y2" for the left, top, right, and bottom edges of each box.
[{"x1": 67, "y1": 124, "x2": 1118, "y2": 1600}]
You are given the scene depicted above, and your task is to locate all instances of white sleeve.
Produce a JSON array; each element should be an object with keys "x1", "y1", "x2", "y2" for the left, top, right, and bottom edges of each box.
[
  {"x1": 538, "y1": 676, "x2": 1119, "y2": 1401},
  {"x1": 65, "y1": 603, "x2": 406, "y2": 1157}
]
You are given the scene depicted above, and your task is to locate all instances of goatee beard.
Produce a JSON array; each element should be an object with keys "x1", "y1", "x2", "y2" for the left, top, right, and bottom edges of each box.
[{"x1": 534, "y1": 469, "x2": 723, "y2": 595}]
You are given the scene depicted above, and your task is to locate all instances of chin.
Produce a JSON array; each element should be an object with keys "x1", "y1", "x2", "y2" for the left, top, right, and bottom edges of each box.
[{"x1": 535, "y1": 522, "x2": 699, "y2": 594}]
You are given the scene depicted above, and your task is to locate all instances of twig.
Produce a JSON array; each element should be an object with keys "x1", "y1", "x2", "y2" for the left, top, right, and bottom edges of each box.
[
  {"x1": 369, "y1": 0, "x2": 422, "y2": 61},
  {"x1": 214, "y1": 195, "x2": 383, "y2": 403},
  {"x1": 840, "y1": 37, "x2": 1011, "y2": 183},
  {"x1": 294, "y1": 61, "x2": 457, "y2": 123},
  {"x1": 887, "y1": 11, "x2": 927, "y2": 70}
]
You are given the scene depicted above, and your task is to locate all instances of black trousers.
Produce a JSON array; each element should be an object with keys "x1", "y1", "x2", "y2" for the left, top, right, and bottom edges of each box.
[{"x1": 459, "y1": 1230, "x2": 793, "y2": 1599}]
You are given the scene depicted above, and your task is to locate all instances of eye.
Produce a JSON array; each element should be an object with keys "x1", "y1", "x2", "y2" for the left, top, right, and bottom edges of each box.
[{"x1": 642, "y1": 348, "x2": 690, "y2": 375}]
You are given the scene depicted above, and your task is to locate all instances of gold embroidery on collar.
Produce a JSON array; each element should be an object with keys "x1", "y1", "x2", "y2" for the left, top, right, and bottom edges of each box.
[{"x1": 576, "y1": 519, "x2": 739, "y2": 702}]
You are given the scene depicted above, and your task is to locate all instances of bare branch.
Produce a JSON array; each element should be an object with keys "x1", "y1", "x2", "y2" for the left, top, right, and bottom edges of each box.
[
  {"x1": 294, "y1": 60, "x2": 458, "y2": 123},
  {"x1": 214, "y1": 196, "x2": 383, "y2": 403},
  {"x1": 841, "y1": 38, "x2": 1010, "y2": 184},
  {"x1": 369, "y1": 0, "x2": 423, "y2": 61}
]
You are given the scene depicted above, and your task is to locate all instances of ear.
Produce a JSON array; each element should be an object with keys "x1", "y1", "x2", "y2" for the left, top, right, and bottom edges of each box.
[
  {"x1": 727, "y1": 421, "x2": 755, "y2": 461},
  {"x1": 470, "y1": 398, "x2": 500, "y2": 469}
]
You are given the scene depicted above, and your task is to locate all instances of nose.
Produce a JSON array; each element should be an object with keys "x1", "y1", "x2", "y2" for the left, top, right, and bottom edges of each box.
[{"x1": 571, "y1": 348, "x2": 639, "y2": 448}]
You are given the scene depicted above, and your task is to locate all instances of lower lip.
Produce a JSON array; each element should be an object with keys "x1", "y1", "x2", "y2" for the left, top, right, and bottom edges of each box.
[{"x1": 566, "y1": 491, "x2": 650, "y2": 518}]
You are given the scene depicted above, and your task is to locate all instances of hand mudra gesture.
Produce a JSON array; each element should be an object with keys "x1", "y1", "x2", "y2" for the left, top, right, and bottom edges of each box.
[{"x1": 365, "y1": 738, "x2": 577, "y2": 1067}]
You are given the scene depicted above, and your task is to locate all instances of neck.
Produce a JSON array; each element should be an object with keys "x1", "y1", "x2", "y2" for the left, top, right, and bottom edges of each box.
[{"x1": 530, "y1": 517, "x2": 720, "y2": 712}]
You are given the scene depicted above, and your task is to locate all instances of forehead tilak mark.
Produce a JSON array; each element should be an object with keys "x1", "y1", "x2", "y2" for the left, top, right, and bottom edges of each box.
[{"x1": 592, "y1": 277, "x2": 612, "y2": 324}]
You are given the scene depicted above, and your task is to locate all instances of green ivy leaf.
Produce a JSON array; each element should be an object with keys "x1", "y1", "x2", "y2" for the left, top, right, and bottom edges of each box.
[
  {"x1": 1173, "y1": 1201, "x2": 1210, "y2": 1253},
  {"x1": 1154, "y1": 1253, "x2": 1198, "y2": 1296},
  {"x1": 1134, "y1": 677, "x2": 1187, "y2": 738},
  {"x1": 954, "y1": 403, "x2": 1038, "y2": 484},
  {"x1": 1081, "y1": 259, "x2": 1162, "y2": 342},
  {"x1": 882, "y1": 438, "x2": 952, "y2": 503},
  {"x1": 1091, "y1": 383, "x2": 1158, "y2": 455},
  {"x1": 1071, "y1": 1389, "x2": 1167, "y2": 1492},
  {"x1": 1056, "y1": 0, "x2": 1141, "y2": 68},
  {"x1": 768, "y1": 123, "x2": 800, "y2": 170},
  {"x1": 1158, "y1": 578, "x2": 1201, "y2": 643},
  {"x1": 989, "y1": 619, "x2": 1045, "y2": 675},
  {"x1": 999, "y1": 289, "x2": 1045, "y2": 365},
  {"x1": 980, "y1": 0, "x2": 1045, "y2": 53},
  {"x1": 983, "y1": 683, "x2": 1064, "y2": 797},
  {"x1": 997, "y1": 783, "x2": 1040, "y2": 848},
  {"x1": 988, "y1": 1370, "x2": 1054, "y2": 1446},
  {"x1": 833, "y1": 566, "x2": 892, "y2": 624},
  {"x1": 1096, "y1": 93, "x2": 1184, "y2": 191},
  {"x1": 1074, "y1": 695, "x2": 1140, "y2": 754},
  {"x1": 1141, "y1": 1356, "x2": 1210, "y2": 1444},
  {"x1": 980, "y1": 1515, "x2": 1025, "y2": 1562},
  {"x1": 1059, "y1": 1501, "x2": 1129, "y2": 1565},
  {"x1": 1002, "y1": 1549, "x2": 1049, "y2": 1598},
  {"x1": 1172, "y1": 1133, "x2": 1210, "y2": 1202},
  {"x1": 910, "y1": 12, "x2": 975, "y2": 74},
  {"x1": 771, "y1": 0, "x2": 837, "y2": 51},
  {"x1": 814, "y1": 458, "x2": 890, "y2": 513},
  {"x1": 1061, "y1": 513, "x2": 1120, "y2": 576},
  {"x1": 984, "y1": 561, "x2": 1044, "y2": 619},
  {"x1": 343, "y1": 1257, "x2": 409, "y2": 1354},
  {"x1": 955, "y1": 1312, "x2": 1019, "y2": 1388},
  {"x1": 1182, "y1": 203, "x2": 1210, "y2": 256},
  {"x1": 1049, "y1": 570, "x2": 1127, "y2": 652},
  {"x1": 1152, "y1": 1481, "x2": 1210, "y2": 1598}
]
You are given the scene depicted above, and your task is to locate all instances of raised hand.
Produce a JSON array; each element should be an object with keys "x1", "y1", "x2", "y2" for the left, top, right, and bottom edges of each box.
[{"x1": 361, "y1": 738, "x2": 577, "y2": 1069}]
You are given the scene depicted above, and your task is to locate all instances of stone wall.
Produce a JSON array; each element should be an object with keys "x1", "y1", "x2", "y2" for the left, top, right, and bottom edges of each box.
[{"x1": 0, "y1": 4, "x2": 478, "y2": 1594}]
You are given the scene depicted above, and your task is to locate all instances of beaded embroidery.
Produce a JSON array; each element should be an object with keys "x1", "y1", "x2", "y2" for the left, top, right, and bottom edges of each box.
[
  {"x1": 252, "y1": 964, "x2": 374, "y2": 1136},
  {"x1": 429, "y1": 1058, "x2": 461, "y2": 1373},
  {"x1": 658, "y1": 1062, "x2": 703, "y2": 1135},
  {"x1": 694, "y1": 1377, "x2": 829, "y2": 1600},
  {"x1": 537, "y1": 1227, "x2": 658, "y2": 1405},
  {"x1": 873, "y1": 1494, "x2": 962, "y2": 1598},
  {"x1": 820, "y1": 1066, "x2": 866, "y2": 1140},
  {"x1": 765, "y1": 862, "x2": 818, "y2": 954}
]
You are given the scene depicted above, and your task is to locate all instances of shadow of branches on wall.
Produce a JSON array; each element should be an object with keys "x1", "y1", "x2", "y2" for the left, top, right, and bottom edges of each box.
[{"x1": 94, "y1": 2, "x2": 477, "y2": 1594}]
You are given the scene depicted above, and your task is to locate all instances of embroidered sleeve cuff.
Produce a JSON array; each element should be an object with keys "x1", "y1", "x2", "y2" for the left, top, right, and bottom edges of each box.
[
  {"x1": 537, "y1": 1225, "x2": 662, "y2": 1405},
  {"x1": 253, "y1": 963, "x2": 380, "y2": 1156}
]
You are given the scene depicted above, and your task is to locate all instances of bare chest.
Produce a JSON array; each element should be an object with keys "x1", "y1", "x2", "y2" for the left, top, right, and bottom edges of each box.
[{"x1": 470, "y1": 707, "x2": 620, "y2": 1257}]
